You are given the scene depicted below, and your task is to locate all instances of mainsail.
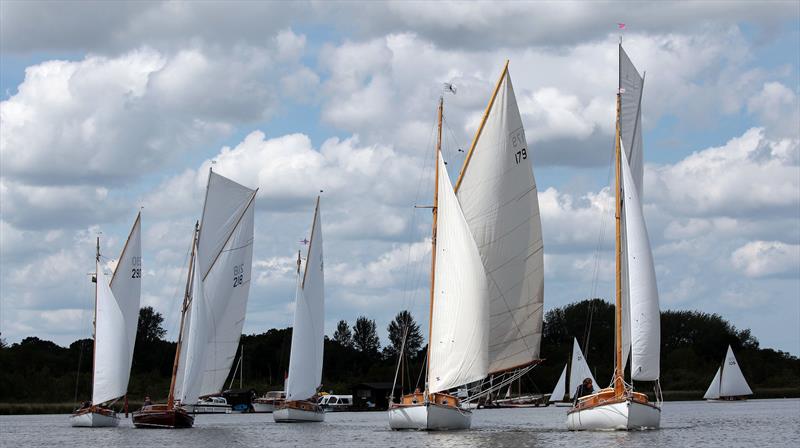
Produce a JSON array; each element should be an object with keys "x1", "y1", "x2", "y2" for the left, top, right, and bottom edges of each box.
[
  {"x1": 179, "y1": 171, "x2": 257, "y2": 405},
  {"x1": 429, "y1": 153, "x2": 490, "y2": 394},
  {"x1": 455, "y1": 64, "x2": 545, "y2": 374},
  {"x1": 286, "y1": 198, "x2": 325, "y2": 401},
  {"x1": 719, "y1": 346, "x2": 753, "y2": 397},
  {"x1": 92, "y1": 213, "x2": 142, "y2": 405}
]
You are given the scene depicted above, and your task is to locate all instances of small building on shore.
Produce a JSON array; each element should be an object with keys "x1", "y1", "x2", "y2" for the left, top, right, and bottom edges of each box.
[{"x1": 350, "y1": 382, "x2": 401, "y2": 410}]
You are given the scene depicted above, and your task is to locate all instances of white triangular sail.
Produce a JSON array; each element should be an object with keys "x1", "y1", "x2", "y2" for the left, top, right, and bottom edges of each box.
[
  {"x1": 568, "y1": 338, "x2": 598, "y2": 398},
  {"x1": 619, "y1": 45, "x2": 644, "y2": 198},
  {"x1": 621, "y1": 149, "x2": 660, "y2": 381},
  {"x1": 549, "y1": 365, "x2": 568, "y2": 402},
  {"x1": 286, "y1": 199, "x2": 325, "y2": 402},
  {"x1": 429, "y1": 153, "x2": 490, "y2": 393},
  {"x1": 720, "y1": 346, "x2": 753, "y2": 397},
  {"x1": 92, "y1": 214, "x2": 142, "y2": 405},
  {"x1": 703, "y1": 367, "x2": 722, "y2": 400},
  {"x1": 455, "y1": 67, "x2": 544, "y2": 374},
  {"x1": 179, "y1": 171, "x2": 256, "y2": 404}
]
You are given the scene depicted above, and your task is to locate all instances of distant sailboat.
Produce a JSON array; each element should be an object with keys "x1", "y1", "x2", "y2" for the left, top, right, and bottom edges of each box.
[
  {"x1": 71, "y1": 212, "x2": 142, "y2": 427},
  {"x1": 274, "y1": 197, "x2": 326, "y2": 423},
  {"x1": 389, "y1": 61, "x2": 544, "y2": 431},
  {"x1": 567, "y1": 43, "x2": 662, "y2": 431},
  {"x1": 704, "y1": 346, "x2": 753, "y2": 401},
  {"x1": 549, "y1": 338, "x2": 598, "y2": 407},
  {"x1": 133, "y1": 170, "x2": 257, "y2": 429}
]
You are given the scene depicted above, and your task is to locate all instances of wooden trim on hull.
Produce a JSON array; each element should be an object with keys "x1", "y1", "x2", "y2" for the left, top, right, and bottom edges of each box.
[
  {"x1": 568, "y1": 387, "x2": 660, "y2": 415},
  {"x1": 132, "y1": 404, "x2": 194, "y2": 428}
]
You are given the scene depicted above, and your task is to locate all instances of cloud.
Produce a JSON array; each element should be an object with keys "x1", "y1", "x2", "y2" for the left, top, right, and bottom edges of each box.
[
  {"x1": 747, "y1": 81, "x2": 800, "y2": 139},
  {"x1": 731, "y1": 240, "x2": 800, "y2": 278}
]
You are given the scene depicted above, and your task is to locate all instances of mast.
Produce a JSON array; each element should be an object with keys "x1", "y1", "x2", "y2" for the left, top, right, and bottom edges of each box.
[
  {"x1": 91, "y1": 236, "x2": 100, "y2": 404},
  {"x1": 425, "y1": 96, "x2": 444, "y2": 396},
  {"x1": 613, "y1": 82, "x2": 624, "y2": 397},
  {"x1": 168, "y1": 221, "x2": 199, "y2": 409}
]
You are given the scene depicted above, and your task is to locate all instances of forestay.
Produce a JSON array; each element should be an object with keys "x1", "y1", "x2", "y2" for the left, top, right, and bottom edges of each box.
[
  {"x1": 720, "y1": 346, "x2": 753, "y2": 397},
  {"x1": 92, "y1": 214, "x2": 142, "y2": 405},
  {"x1": 286, "y1": 199, "x2": 325, "y2": 401},
  {"x1": 180, "y1": 171, "x2": 256, "y2": 405},
  {"x1": 621, "y1": 150, "x2": 660, "y2": 381},
  {"x1": 429, "y1": 153, "x2": 489, "y2": 393},
  {"x1": 568, "y1": 338, "x2": 598, "y2": 398},
  {"x1": 455, "y1": 67, "x2": 545, "y2": 374}
]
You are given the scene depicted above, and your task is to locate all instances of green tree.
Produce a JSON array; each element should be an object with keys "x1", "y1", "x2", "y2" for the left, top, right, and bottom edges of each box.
[
  {"x1": 136, "y1": 306, "x2": 166, "y2": 343},
  {"x1": 352, "y1": 316, "x2": 380, "y2": 354},
  {"x1": 385, "y1": 310, "x2": 423, "y2": 360},
  {"x1": 333, "y1": 320, "x2": 353, "y2": 348}
]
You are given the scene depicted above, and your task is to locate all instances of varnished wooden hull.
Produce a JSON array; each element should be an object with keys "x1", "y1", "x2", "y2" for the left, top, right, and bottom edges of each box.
[{"x1": 132, "y1": 405, "x2": 194, "y2": 428}]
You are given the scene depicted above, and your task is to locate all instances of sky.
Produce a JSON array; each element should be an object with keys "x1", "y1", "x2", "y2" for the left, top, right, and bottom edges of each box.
[{"x1": 1, "y1": 1, "x2": 798, "y2": 357}]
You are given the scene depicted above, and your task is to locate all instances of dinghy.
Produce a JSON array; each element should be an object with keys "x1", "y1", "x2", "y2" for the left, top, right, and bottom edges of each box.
[
  {"x1": 704, "y1": 345, "x2": 753, "y2": 401},
  {"x1": 133, "y1": 170, "x2": 256, "y2": 429},
  {"x1": 567, "y1": 43, "x2": 662, "y2": 431},
  {"x1": 549, "y1": 338, "x2": 598, "y2": 407},
  {"x1": 274, "y1": 197, "x2": 326, "y2": 423},
  {"x1": 71, "y1": 212, "x2": 142, "y2": 428}
]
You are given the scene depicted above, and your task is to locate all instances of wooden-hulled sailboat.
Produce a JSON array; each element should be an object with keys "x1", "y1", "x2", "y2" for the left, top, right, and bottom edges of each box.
[
  {"x1": 71, "y1": 212, "x2": 142, "y2": 427},
  {"x1": 133, "y1": 170, "x2": 257, "y2": 428},
  {"x1": 389, "y1": 62, "x2": 545, "y2": 431},
  {"x1": 704, "y1": 345, "x2": 753, "y2": 402},
  {"x1": 274, "y1": 197, "x2": 325, "y2": 423},
  {"x1": 549, "y1": 338, "x2": 598, "y2": 407},
  {"x1": 567, "y1": 43, "x2": 662, "y2": 431}
]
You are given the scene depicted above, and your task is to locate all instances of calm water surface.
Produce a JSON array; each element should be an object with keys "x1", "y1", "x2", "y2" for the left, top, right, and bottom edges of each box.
[{"x1": 1, "y1": 399, "x2": 798, "y2": 447}]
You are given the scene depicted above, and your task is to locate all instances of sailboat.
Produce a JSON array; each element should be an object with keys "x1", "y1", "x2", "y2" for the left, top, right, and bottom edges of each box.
[
  {"x1": 549, "y1": 338, "x2": 598, "y2": 407},
  {"x1": 566, "y1": 43, "x2": 662, "y2": 431},
  {"x1": 274, "y1": 197, "x2": 325, "y2": 423},
  {"x1": 704, "y1": 345, "x2": 753, "y2": 401},
  {"x1": 71, "y1": 212, "x2": 142, "y2": 427},
  {"x1": 133, "y1": 169, "x2": 257, "y2": 428},
  {"x1": 389, "y1": 61, "x2": 544, "y2": 431}
]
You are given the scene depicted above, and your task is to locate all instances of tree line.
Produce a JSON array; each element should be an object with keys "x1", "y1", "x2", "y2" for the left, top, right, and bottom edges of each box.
[{"x1": 1, "y1": 299, "x2": 797, "y2": 408}]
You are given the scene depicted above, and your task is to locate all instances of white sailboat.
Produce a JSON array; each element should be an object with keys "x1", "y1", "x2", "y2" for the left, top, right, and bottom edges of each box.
[
  {"x1": 274, "y1": 197, "x2": 326, "y2": 423},
  {"x1": 71, "y1": 212, "x2": 142, "y2": 427},
  {"x1": 549, "y1": 338, "x2": 598, "y2": 407},
  {"x1": 567, "y1": 43, "x2": 662, "y2": 431},
  {"x1": 133, "y1": 169, "x2": 257, "y2": 429},
  {"x1": 704, "y1": 345, "x2": 753, "y2": 401},
  {"x1": 389, "y1": 61, "x2": 544, "y2": 430}
]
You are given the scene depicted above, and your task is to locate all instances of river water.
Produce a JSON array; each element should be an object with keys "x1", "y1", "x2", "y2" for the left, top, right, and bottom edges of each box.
[{"x1": 1, "y1": 399, "x2": 798, "y2": 448}]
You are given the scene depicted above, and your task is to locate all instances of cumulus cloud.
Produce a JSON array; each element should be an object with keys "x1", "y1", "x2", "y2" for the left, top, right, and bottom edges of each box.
[{"x1": 731, "y1": 240, "x2": 800, "y2": 278}]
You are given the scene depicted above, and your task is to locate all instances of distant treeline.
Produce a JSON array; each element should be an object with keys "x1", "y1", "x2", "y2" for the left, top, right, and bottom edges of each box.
[{"x1": 1, "y1": 299, "x2": 798, "y2": 410}]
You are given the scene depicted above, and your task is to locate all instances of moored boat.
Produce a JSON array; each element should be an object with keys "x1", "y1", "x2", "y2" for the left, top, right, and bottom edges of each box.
[
  {"x1": 704, "y1": 345, "x2": 753, "y2": 402},
  {"x1": 253, "y1": 391, "x2": 285, "y2": 413}
]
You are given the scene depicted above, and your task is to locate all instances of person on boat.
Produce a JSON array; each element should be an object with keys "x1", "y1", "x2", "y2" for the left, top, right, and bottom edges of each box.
[
  {"x1": 80, "y1": 401, "x2": 91, "y2": 410},
  {"x1": 143, "y1": 396, "x2": 152, "y2": 407},
  {"x1": 573, "y1": 378, "x2": 594, "y2": 403}
]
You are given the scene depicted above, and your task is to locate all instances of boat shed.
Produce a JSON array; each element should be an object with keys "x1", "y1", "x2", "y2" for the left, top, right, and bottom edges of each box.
[{"x1": 350, "y1": 382, "x2": 401, "y2": 410}]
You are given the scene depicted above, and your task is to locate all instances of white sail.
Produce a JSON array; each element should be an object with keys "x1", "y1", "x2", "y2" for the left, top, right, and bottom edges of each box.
[
  {"x1": 455, "y1": 67, "x2": 544, "y2": 374},
  {"x1": 286, "y1": 198, "x2": 325, "y2": 402},
  {"x1": 92, "y1": 214, "x2": 142, "y2": 405},
  {"x1": 621, "y1": 149, "x2": 660, "y2": 381},
  {"x1": 180, "y1": 171, "x2": 256, "y2": 404},
  {"x1": 568, "y1": 338, "x2": 598, "y2": 398},
  {"x1": 429, "y1": 153, "x2": 490, "y2": 394},
  {"x1": 619, "y1": 45, "x2": 644, "y2": 198},
  {"x1": 549, "y1": 364, "x2": 568, "y2": 402},
  {"x1": 720, "y1": 346, "x2": 753, "y2": 397},
  {"x1": 703, "y1": 367, "x2": 722, "y2": 400}
]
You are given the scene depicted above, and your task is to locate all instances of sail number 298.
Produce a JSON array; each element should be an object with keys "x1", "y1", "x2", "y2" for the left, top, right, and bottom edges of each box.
[{"x1": 511, "y1": 129, "x2": 527, "y2": 165}]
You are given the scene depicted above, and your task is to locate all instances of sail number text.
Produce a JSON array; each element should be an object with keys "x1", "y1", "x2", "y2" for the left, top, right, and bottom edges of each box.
[
  {"x1": 233, "y1": 264, "x2": 245, "y2": 287},
  {"x1": 510, "y1": 129, "x2": 527, "y2": 165},
  {"x1": 131, "y1": 256, "x2": 142, "y2": 278}
]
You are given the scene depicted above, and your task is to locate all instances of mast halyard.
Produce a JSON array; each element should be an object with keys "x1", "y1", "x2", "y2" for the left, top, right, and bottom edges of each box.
[
  {"x1": 425, "y1": 96, "x2": 444, "y2": 398},
  {"x1": 168, "y1": 221, "x2": 199, "y2": 409},
  {"x1": 613, "y1": 87, "x2": 624, "y2": 398}
]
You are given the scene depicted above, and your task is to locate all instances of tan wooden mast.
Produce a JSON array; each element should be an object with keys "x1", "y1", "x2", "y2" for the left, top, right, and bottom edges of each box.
[
  {"x1": 425, "y1": 96, "x2": 443, "y2": 396},
  {"x1": 454, "y1": 60, "x2": 509, "y2": 193},
  {"x1": 613, "y1": 90, "x2": 624, "y2": 398},
  {"x1": 167, "y1": 221, "x2": 199, "y2": 409},
  {"x1": 90, "y1": 236, "x2": 99, "y2": 403}
]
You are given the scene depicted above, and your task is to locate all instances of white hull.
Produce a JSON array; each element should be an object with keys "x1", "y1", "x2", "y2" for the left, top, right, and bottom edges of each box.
[
  {"x1": 70, "y1": 411, "x2": 120, "y2": 427},
  {"x1": 388, "y1": 403, "x2": 471, "y2": 430},
  {"x1": 273, "y1": 407, "x2": 324, "y2": 422},
  {"x1": 553, "y1": 402, "x2": 573, "y2": 407},
  {"x1": 252, "y1": 402, "x2": 276, "y2": 413},
  {"x1": 567, "y1": 399, "x2": 660, "y2": 430}
]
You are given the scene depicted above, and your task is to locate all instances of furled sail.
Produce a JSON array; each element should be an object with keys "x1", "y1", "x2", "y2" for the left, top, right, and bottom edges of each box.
[
  {"x1": 621, "y1": 149, "x2": 660, "y2": 381},
  {"x1": 568, "y1": 338, "x2": 598, "y2": 398},
  {"x1": 719, "y1": 346, "x2": 753, "y2": 397},
  {"x1": 429, "y1": 153, "x2": 489, "y2": 393},
  {"x1": 455, "y1": 66, "x2": 545, "y2": 374},
  {"x1": 703, "y1": 367, "x2": 722, "y2": 399},
  {"x1": 286, "y1": 198, "x2": 325, "y2": 401},
  {"x1": 179, "y1": 171, "x2": 256, "y2": 404},
  {"x1": 549, "y1": 365, "x2": 568, "y2": 402},
  {"x1": 92, "y1": 214, "x2": 142, "y2": 405}
]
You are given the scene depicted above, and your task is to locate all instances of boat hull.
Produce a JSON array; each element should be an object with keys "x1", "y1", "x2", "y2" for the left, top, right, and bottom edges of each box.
[
  {"x1": 388, "y1": 403, "x2": 472, "y2": 431},
  {"x1": 567, "y1": 398, "x2": 660, "y2": 430},
  {"x1": 70, "y1": 408, "x2": 119, "y2": 427},
  {"x1": 273, "y1": 400, "x2": 324, "y2": 423},
  {"x1": 252, "y1": 402, "x2": 276, "y2": 413},
  {"x1": 132, "y1": 405, "x2": 194, "y2": 428}
]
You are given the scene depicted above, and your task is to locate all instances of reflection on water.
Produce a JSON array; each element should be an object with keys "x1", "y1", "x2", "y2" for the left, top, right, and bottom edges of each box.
[{"x1": 1, "y1": 399, "x2": 798, "y2": 448}]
